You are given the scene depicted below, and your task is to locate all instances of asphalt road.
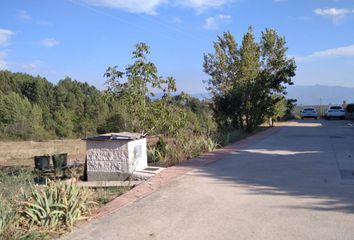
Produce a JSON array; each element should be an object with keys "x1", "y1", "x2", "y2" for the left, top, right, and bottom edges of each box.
[{"x1": 64, "y1": 120, "x2": 354, "y2": 240}]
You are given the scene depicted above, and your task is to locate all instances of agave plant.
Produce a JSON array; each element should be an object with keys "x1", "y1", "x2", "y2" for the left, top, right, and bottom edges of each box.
[{"x1": 23, "y1": 180, "x2": 94, "y2": 230}]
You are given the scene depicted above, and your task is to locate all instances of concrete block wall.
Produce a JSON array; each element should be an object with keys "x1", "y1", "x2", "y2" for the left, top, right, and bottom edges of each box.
[{"x1": 86, "y1": 138, "x2": 147, "y2": 181}]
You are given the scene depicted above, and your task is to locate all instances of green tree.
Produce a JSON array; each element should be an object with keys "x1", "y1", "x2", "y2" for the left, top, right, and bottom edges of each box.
[
  {"x1": 203, "y1": 27, "x2": 296, "y2": 132},
  {"x1": 0, "y1": 92, "x2": 32, "y2": 139},
  {"x1": 104, "y1": 42, "x2": 177, "y2": 133},
  {"x1": 0, "y1": 92, "x2": 47, "y2": 139},
  {"x1": 54, "y1": 105, "x2": 74, "y2": 138},
  {"x1": 260, "y1": 29, "x2": 296, "y2": 123}
]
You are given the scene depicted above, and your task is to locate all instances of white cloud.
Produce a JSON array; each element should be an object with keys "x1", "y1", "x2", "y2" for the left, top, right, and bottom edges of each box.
[
  {"x1": 176, "y1": 0, "x2": 234, "y2": 11},
  {"x1": 81, "y1": 0, "x2": 166, "y2": 14},
  {"x1": 40, "y1": 38, "x2": 59, "y2": 47},
  {"x1": 0, "y1": 51, "x2": 8, "y2": 70},
  {"x1": 314, "y1": 8, "x2": 351, "y2": 17},
  {"x1": 314, "y1": 8, "x2": 354, "y2": 21},
  {"x1": 80, "y1": 0, "x2": 234, "y2": 14},
  {"x1": 16, "y1": 10, "x2": 32, "y2": 22},
  {"x1": 310, "y1": 44, "x2": 354, "y2": 58},
  {"x1": 296, "y1": 44, "x2": 354, "y2": 62},
  {"x1": 203, "y1": 14, "x2": 231, "y2": 30},
  {"x1": 0, "y1": 29, "x2": 14, "y2": 46}
]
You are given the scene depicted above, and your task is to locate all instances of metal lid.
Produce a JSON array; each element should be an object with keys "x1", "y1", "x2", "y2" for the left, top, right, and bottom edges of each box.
[{"x1": 83, "y1": 132, "x2": 145, "y2": 141}]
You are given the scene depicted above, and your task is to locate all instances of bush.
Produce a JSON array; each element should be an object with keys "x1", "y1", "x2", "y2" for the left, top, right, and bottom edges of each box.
[{"x1": 346, "y1": 104, "x2": 354, "y2": 113}]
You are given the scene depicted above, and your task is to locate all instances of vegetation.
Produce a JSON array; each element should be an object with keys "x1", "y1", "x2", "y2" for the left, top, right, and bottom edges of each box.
[
  {"x1": 0, "y1": 30, "x2": 295, "y2": 141},
  {"x1": 0, "y1": 69, "x2": 213, "y2": 141},
  {"x1": 0, "y1": 198, "x2": 16, "y2": 237},
  {"x1": 22, "y1": 180, "x2": 93, "y2": 230},
  {"x1": 0, "y1": 166, "x2": 127, "y2": 239},
  {"x1": 203, "y1": 28, "x2": 296, "y2": 132},
  {"x1": 346, "y1": 103, "x2": 354, "y2": 113},
  {"x1": 0, "y1": 28, "x2": 296, "y2": 237},
  {"x1": 0, "y1": 71, "x2": 107, "y2": 140}
]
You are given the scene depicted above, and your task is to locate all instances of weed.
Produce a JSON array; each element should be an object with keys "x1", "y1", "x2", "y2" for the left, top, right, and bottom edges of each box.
[
  {"x1": 91, "y1": 187, "x2": 130, "y2": 206},
  {"x1": 0, "y1": 166, "x2": 35, "y2": 203},
  {"x1": 201, "y1": 137, "x2": 220, "y2": 152},
  {"x1": 0, "y1": 197, "x2": 16, "y2": 236},
  {"x1": 147, "y1": 146, "x2": 164, "y2": 163}
]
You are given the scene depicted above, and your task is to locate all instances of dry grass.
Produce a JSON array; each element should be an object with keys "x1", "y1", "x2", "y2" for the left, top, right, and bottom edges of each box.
[{"x1": 0, "y1": 139, "x2": 86, "y2": 166}]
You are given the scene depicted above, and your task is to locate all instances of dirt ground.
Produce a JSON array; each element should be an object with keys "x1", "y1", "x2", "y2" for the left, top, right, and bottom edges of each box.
[{"x1": 0, "y1": 139, "x2": 86, "y2": 166}]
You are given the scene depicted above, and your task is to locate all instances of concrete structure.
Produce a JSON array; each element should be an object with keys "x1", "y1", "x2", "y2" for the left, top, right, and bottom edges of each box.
[{"x1": 85, "y1": 132, "x2": 147, "y2": 181}]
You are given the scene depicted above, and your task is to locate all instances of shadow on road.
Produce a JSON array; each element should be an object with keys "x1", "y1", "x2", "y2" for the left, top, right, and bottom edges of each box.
[{"x1": 192, "y1": 120, "x2": 354, "y2": 214}]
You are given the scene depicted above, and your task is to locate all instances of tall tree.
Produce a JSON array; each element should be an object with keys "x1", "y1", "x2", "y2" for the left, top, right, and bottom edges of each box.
[
  {"x1": 104, "y1": 42, "x2": 177, "y2": 133},
  {"x1": 203, "y1": 27, "x2": 296, "y2": 132}
]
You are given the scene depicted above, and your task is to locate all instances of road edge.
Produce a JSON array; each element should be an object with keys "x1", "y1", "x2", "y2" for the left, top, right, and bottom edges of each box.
[
  {"x1": 93, "y1": 124, "x2": 283, "y2": 218},
  {"x1": 67, "y1": 124, "x2": 284, "y2": 234}
]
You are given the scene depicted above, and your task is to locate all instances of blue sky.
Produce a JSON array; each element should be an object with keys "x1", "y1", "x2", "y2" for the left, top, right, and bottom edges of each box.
[{"x1": 1, "y1": 0, "x2": 354, "y2": 93}]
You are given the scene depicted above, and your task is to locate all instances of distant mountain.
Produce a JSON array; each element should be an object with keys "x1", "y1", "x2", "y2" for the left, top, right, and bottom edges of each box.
[{"x1": 287, "y1": 85, "x2": 354, "y2": 106}]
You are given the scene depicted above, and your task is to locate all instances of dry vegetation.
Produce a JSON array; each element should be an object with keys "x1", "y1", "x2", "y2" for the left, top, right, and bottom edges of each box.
[{"x1": 0, "y1": 139, "x2": 86, "y2": 166}]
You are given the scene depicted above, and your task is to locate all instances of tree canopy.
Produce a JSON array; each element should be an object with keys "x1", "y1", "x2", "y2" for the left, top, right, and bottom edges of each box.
[{"x1": 203, "y1": 27, "x2": 296, "y2": 131}]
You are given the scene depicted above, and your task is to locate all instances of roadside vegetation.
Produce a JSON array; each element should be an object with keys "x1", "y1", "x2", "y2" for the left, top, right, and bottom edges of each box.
[
  {"x1": 0, "y1": 166, "x2": 128, "y2": 239},
  {"x1": 0, "y1": 27, "x2": 296, "y2": 239},
  {"x1": 203, "y1": 27, "x2": 296, "y2": 132}
]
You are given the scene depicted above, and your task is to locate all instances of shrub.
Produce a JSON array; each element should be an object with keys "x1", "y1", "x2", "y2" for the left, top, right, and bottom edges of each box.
[{"x1": 346, "y1": 103, "x2": 354, "y2": 113}]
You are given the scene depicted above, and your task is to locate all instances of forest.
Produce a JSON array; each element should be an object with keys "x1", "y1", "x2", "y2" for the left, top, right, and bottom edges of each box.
[
  {"x1": 0, "y1": 28, "x2": 296, "y2": 143},
  {"x1": 0, "y1": 69, "x2": 215, "y2": 140}
]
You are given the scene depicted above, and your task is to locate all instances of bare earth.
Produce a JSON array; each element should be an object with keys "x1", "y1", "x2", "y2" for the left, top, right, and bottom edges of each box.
[{"x1": 64, "y1": 120, "x2": 354, "y2": 240}]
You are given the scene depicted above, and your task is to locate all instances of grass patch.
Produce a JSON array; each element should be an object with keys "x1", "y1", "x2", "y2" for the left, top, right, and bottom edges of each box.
[{"x1": 90, "y1": 187, "x2": 131, "y2": 206}]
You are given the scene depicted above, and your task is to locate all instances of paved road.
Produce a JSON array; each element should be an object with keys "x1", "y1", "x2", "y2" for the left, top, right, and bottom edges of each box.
[{"x1": 65, "y1": 120, "x2": 354, "y2": 240}]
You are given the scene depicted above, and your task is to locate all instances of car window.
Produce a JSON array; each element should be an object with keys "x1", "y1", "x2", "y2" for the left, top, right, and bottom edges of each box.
[
  {"x1": 303, "y1": 108, "x2": 315, "y2": 111},
  {"x1": 330, "y1": 106, "x2": 342, "y2": 110}
]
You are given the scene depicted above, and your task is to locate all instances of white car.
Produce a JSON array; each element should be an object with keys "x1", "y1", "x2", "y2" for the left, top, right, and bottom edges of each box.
[
  {"x1": 326, "y1": 105, "x2": 345, "y2": 120},
  {"x1": 300, "y1": 107, "x2": 318, "y2": 119}
]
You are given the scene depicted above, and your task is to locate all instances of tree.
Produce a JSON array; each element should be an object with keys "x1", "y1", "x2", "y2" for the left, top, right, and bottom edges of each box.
[
  {"x1": 203, "y1": 27, "x2": 296, "y2": 132},
  {"x1": 0, "y1": 92, "x2": 33, "y2": 139},
  {"x1": 54, "y1": 105, "x2": 74, "y2": 138},
  {"x1": 203, "y1": 31, "x2": 241, "y2": 130},
  {"x1": 104, "y1": 42, "x2": 177, "y2": 133}
]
